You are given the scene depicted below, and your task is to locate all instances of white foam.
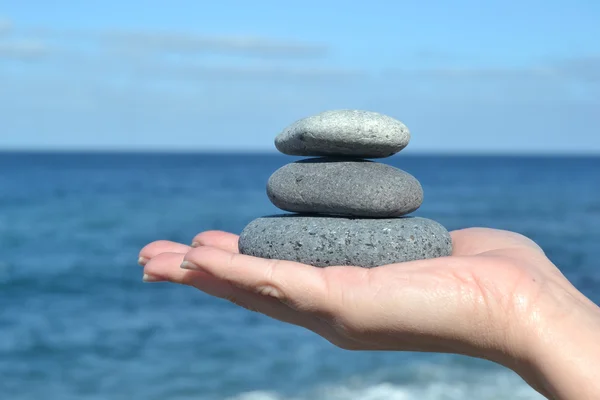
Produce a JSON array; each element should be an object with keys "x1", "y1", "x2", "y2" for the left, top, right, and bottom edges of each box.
[{"x1": 227, "y1": 365, "x2": 545, "y2": 400}]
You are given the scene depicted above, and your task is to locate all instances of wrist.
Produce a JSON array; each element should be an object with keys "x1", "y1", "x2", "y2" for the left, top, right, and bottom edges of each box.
[{"x1": 516, "y1": 290, "x2": 600, "y2": 399}]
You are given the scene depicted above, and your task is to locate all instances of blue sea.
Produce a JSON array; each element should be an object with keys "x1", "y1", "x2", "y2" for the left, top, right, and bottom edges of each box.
[{"x1": 1, "y1": 152, "x2": 599, "y2": 400}]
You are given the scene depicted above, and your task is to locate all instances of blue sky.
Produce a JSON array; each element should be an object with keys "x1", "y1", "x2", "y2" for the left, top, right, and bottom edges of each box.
[{"x1": 1, "y1": 0, "x2": 599, "y2": 153}]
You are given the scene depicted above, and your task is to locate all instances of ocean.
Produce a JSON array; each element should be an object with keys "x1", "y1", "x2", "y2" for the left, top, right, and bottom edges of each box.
[{"x1": 1, "y1": 152, "x2": 599, "y2": 400}]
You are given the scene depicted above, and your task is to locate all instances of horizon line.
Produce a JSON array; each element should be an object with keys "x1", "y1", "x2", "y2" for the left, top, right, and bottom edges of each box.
[{"x1": 1, "y1": 149, "x2": 599, "y2": 157}]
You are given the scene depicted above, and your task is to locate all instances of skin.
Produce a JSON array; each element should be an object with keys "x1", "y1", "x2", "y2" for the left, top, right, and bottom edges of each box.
[{"x1": 138, "y1": 228, "x2": 600, "y2": 400}]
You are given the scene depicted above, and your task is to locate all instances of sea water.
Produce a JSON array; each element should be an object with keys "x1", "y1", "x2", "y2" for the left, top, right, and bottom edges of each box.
[{"x1": 1, "y1": 153, "x2": 599, "y2": 400}]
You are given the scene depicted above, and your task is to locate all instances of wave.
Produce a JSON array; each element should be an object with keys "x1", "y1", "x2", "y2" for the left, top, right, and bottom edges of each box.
[{"x1": 227, "y1": 365, "x2": 544, "y2": 400}]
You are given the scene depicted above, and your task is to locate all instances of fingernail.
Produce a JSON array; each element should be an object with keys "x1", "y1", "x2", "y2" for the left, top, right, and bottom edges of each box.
[
  {"x1": 142, "y1": 273, "x2": 162, "y2": 283},
  {"x1": 191, "y1": 242, "x2": 201, "y2": 248},
  {"x1": 180, "y1": 260, "x2": 203, "y2": 271},
  {"x1": 138, "y1": 257, "x2": 149, "y2": 266}
]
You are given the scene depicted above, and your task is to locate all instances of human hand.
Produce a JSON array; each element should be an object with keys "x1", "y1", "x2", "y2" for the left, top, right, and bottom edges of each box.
[{"x1": 139, "y1": 228, "x2": 600, "y2": 400}]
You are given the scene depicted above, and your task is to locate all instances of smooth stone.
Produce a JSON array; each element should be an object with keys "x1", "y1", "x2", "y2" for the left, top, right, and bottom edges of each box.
[
  {"x1": 238, "y1": 215, "x2": 452, "y2": 268},
  {"x1": 267, "y1": 158, "x2": 423, "y2": 217},
  {"x1": 274, "y1": 110, "x2": 410, "y2": 158}
]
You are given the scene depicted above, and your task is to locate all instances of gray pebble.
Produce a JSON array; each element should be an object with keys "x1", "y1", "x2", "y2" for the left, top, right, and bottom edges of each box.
[
  {"x1": 238, "y1": 215, "x2": 452, "y2": 268},
  {"x1": 267, "y1": 158, "x2": 423, "y2": 217},
  {"x1": 274, "y1": 110, "x2": 410, "y2": 158}
]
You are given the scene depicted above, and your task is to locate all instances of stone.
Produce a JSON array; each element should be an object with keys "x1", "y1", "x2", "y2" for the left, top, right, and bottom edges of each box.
[
  {"x1": 238, "y1": 215, "x2": 452, "y2": 268},
  {"x1": 267, "y1": 158, "x2": 423, "y2": 217},
  {"x1": 274, "y1": 110, "x2": 410, "y2": 158}
]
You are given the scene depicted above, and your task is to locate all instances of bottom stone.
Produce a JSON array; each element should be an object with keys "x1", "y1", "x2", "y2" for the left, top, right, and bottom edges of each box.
[{"x1": 238, "y1": 215, "x2": 452, "y2": 268}]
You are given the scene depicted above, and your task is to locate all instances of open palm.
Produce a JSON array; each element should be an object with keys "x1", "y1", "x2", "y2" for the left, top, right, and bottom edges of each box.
[{"x1": 139, "y1": 227, "x2": 585, "y2": 365}]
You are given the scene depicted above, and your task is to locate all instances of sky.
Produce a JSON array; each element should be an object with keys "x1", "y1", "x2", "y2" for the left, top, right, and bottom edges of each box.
[{"x1": 1, "y1": 0, "x2": 599, "y2": 153}]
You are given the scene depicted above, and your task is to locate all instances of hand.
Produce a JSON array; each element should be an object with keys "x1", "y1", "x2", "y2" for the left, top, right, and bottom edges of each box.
[{"x1": 139, "y1": 228, "x2": 600, "y2": 400}]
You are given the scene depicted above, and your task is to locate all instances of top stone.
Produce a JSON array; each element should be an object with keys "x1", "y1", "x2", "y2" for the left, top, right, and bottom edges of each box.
[{"x1": 274, "y1": 109, "x2": 410, "y2": 158}]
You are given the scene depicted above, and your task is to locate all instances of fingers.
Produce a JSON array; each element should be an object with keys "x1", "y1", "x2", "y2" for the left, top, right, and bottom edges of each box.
[
  {"x1": 138, "y1": 231, "x2": 239, "y2": 266},
  {"x1": 181, "y1": 246, "x2": 336, "y2": 318},
  {"x1": 143, "y1": 248, "x2": 335, "y2": 339},
  {"x1": 138, "y1": 241, "x2": 190, "y2": 265},
  {"x1": 143, "y1": 252, "x2": 190, "y2": 283},
  {"x1": 143, "y1": 251, "x2": 237, "y2": 299},
  {"x1": 191, "y1": 231, "x2": 240, "y2": 253}
]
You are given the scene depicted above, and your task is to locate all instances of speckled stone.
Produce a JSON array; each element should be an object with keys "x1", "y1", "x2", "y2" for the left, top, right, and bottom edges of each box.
[
  {"x1": 238, "y1": 215, "x2": 452, "y2": 268},
  {"x1": 274, "y1": 110, "x2": 410, "y2": 158},
  {"x1": 267, "y1": 158, "x2": 423, "y2": 217}
]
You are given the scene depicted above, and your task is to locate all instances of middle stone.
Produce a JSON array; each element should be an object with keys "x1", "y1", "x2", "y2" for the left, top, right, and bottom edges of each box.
[{"x1": 267, "y1": 158, "x2": 423, "y2": 218}]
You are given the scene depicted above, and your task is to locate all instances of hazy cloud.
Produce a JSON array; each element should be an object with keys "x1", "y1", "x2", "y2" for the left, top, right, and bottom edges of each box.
[
  {"x1": 384, "y1": 66, "x2": 551, "y2": 81},
  {"x1": 101, "y1": 30, "x2": 329, "y2": 58},
  {"x1": 556, "y1": 56, "x2": 600, "y2": 83},
  {"x1": 420, "y1": 67, "x2": 557, "y2": 80},
  {"x1": 383, "y1": 55, "x2": 600, "y2": 85},
  {"x1": 0, "y1": 21, "x2": 362, "y2": 83},
  {"x1": 0, "y1": 17, "x2": 11, "y2": 35},
  {"x1": 1, "y1": 20, "x2": 352, "y2": 81},
  {"x1": 135, "y1": 63, "x2": 367, "y2": 84},
  {"x1": 1, "y1": 15, "x2": 599, "y2": 152},
  {"x1": 26, "y1": 26, "x2": 329, "y2": 59},
  {"x1": 411, "y1": 49, "x2": 462, "y2": 63},
  {"x1": 3, "y1": 71, "x2": 599, "y2": 152},
  {"x1": 0, "y1": 40, "x2": 49, "y2": 60}
]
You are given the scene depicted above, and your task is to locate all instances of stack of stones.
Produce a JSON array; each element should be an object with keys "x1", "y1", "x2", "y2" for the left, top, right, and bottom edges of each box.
[{"x1": 239, "y1": 110, "x2": 452, "y2": 268}]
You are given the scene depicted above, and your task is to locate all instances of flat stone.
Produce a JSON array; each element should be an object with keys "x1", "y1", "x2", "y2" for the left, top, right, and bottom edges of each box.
[
  {"x1": 238, "y1": 215, "x2": 452, "y2": 268},
  {"x1": 274, "y1": 110, "x2": 410, "y2": 158},
  {"x1": 267, "y1": 158, "x2": 423, "y2": 217}
]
